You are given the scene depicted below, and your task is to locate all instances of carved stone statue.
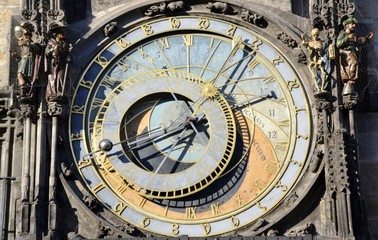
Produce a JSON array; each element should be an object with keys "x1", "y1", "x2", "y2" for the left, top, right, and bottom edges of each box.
[
  {"x1": 45, "y1": 24, "x2": 71, "y2": 102},
  {"x1": 336, "y1": 17, "x2": 374, "y2": 95},
  {"x1": 11, "y1": 24, "x2": 41, "y2": 99},
  {"x1": 144, "y1": 1, "x2": 185, "y2": 16},
  {"x1": 241, "y1": 9, "x2": 263, "y2": 26},
  {"x1": 207, "y1": 2, "x2": 236, "y2": 15},
  {"x1": 301, "y1": 28, "x2": 328, "y2": 92},
  {"x1": 167, "y1": 1, "x2": 184, "y2": 12}
]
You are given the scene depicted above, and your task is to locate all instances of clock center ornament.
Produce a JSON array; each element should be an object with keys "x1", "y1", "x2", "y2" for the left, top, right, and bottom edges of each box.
[
  {"x1": 69, "y1": 15, "x2": 313, "y2": 237},
  {"x1": 201, "y1": 82, "x2": 218, "y2": 99}
]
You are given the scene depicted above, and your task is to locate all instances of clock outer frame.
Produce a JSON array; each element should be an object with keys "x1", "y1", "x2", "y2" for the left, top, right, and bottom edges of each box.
[{"x1": 64, "y1": 0, "x2": 321, "y2": 237}]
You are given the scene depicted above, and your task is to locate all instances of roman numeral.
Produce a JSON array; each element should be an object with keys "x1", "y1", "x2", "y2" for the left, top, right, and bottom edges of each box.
[
  {"x1": 211, "y1": 203, "x2": 221, "y2": 216},
  {"x1": 183, "y1": 35, "x2": 193, "y2": 46},
  {"x1": 186, "y1": 207, "x2": 197, "y2": 219},
  {"x1": 158, "y1": 38, "x2": 170, "y2": 49}
]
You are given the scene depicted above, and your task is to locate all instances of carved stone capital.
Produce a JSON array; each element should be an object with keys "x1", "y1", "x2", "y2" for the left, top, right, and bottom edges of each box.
[
  {"x1": 336, "y1": 2, "x2": 356, "y2": 22},
  {"x1": 314, "y1": 91, "x2": 335, "y2": 112},
  {"x1": 21, "y1": 9, "x2": 38, "y2": 22},
  {"x1": 342, "y1": 94, "x2": 358, "y2": 110},
  {"x1": 47, "y1": 9, "x2": 65, "y2": 21},
  {"x1": 47, "y1": 101, "x2": 65, "y2": 117},
  {"x1": 20, "y1": 103, "x2": 36, "y2": 119}
]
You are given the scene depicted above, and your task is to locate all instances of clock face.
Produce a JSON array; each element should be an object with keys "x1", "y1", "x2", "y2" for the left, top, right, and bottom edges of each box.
[{"x1": 69, "y1": 16, "x2": 313, "y2": 237}]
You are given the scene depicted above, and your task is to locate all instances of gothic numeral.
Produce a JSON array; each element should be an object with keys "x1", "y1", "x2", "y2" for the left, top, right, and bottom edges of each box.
[
  {"x1": 142, "y1": 218, "x2": 151, "y2": 228},
  {"x1": 172, "y1": 224, "x2": 180, "y2": 235},
  {"x1": 71, "y1": 105, "x2": 84, "y2": 114},
  {"x1": 257, "y1": 202, "x2": 267, "y2": 211},
  {"x1": 250, "y1": 37, "x2": 263, "y2": 51},
  {"x1": 77, "y1": 158, "x2": 91, "y2": 168},
  {"x1": 276, "y1": 181, "x2": 288, "y2": 191},
  {"x1": 78, "y1": 79, "x2": 93, "y2": 89},
  {"x1": 201, "y1": 223, "x2": 211, "y2": 235},
  {"x1": 287, "y1": 78, "x2": 300, "y2": 91},
  {"x1": 297, "y1": 134, "x2": 309, "y2": 140},
  {"x1": 231, "y1": 216, "x2": 240, "y2": 227},
  {"x1": 71, "y1": 133, "x2": 83, "y2": 141},
  {"x1": 113, "y1": 202, "x2": 127, "y2": 215},
  {"x1": 170, "y1": 17, "x2": 181, "y2": 29},
  {"x1": 272, "y1": 56, "x2": 284, "y2": 66},
  {"x1": 116, "y1": 38, "x2": 131, "y2": 49},
  {"x1": 142, "y1": 24, "x2": 154, "y2": 36},
  {"x1": 227, "y1": 24, "x2": 237, "y2": 36},
  {"x1": 198, "y1": 18, "x2": 210, "y2": 29},
  {"x1": 96, "y1": 55, "x2": 109, "y2": 68}
]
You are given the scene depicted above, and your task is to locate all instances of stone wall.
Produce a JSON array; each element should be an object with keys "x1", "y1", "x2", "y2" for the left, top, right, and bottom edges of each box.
[
  {"x1": 0, "y1": 3, "x2": 18, "y2": 88},
  {"x1": 354, "y1": 1, "x2": 378, "y2": 240},
  {"x1": 355, "y1": 1, "x2": 378, "y2": 111}
]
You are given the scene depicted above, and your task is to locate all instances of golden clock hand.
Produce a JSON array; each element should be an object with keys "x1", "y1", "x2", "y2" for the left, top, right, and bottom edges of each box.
[
  {"x1": 127, "y1": 117, "x2": 194, "y2": 151},
  {"x1": 93, "y1": 119, "x2": 191, "y2": 154},
  {"x1": 190, "y1": 94, "x2": 270, "y2": 123},
  {"x1": 209, "y1": 35, "x2": 243, "y2": 85},
  {"x1": 152, "y1": 126, "x2": 189, "y2": 174}
]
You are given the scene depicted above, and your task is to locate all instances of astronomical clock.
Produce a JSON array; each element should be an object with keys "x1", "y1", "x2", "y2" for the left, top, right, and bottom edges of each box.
[{"x1": 67, "y1": 2, "x2": 315, "y2": 237}]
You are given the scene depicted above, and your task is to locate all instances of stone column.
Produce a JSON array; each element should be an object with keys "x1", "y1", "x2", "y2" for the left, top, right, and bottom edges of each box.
[
  {"x1": 16, "y1": 103, "x2": 35, "y2": 237},
  {"x1": 30, "y1": 98, "x2": 47, "y2": 239},
  {"x1": 46, "y1": 101, "x2": 64, "y2": 239},
  {"x1": 315, "y1": 92, "x2": 338, "y2": 237}
]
